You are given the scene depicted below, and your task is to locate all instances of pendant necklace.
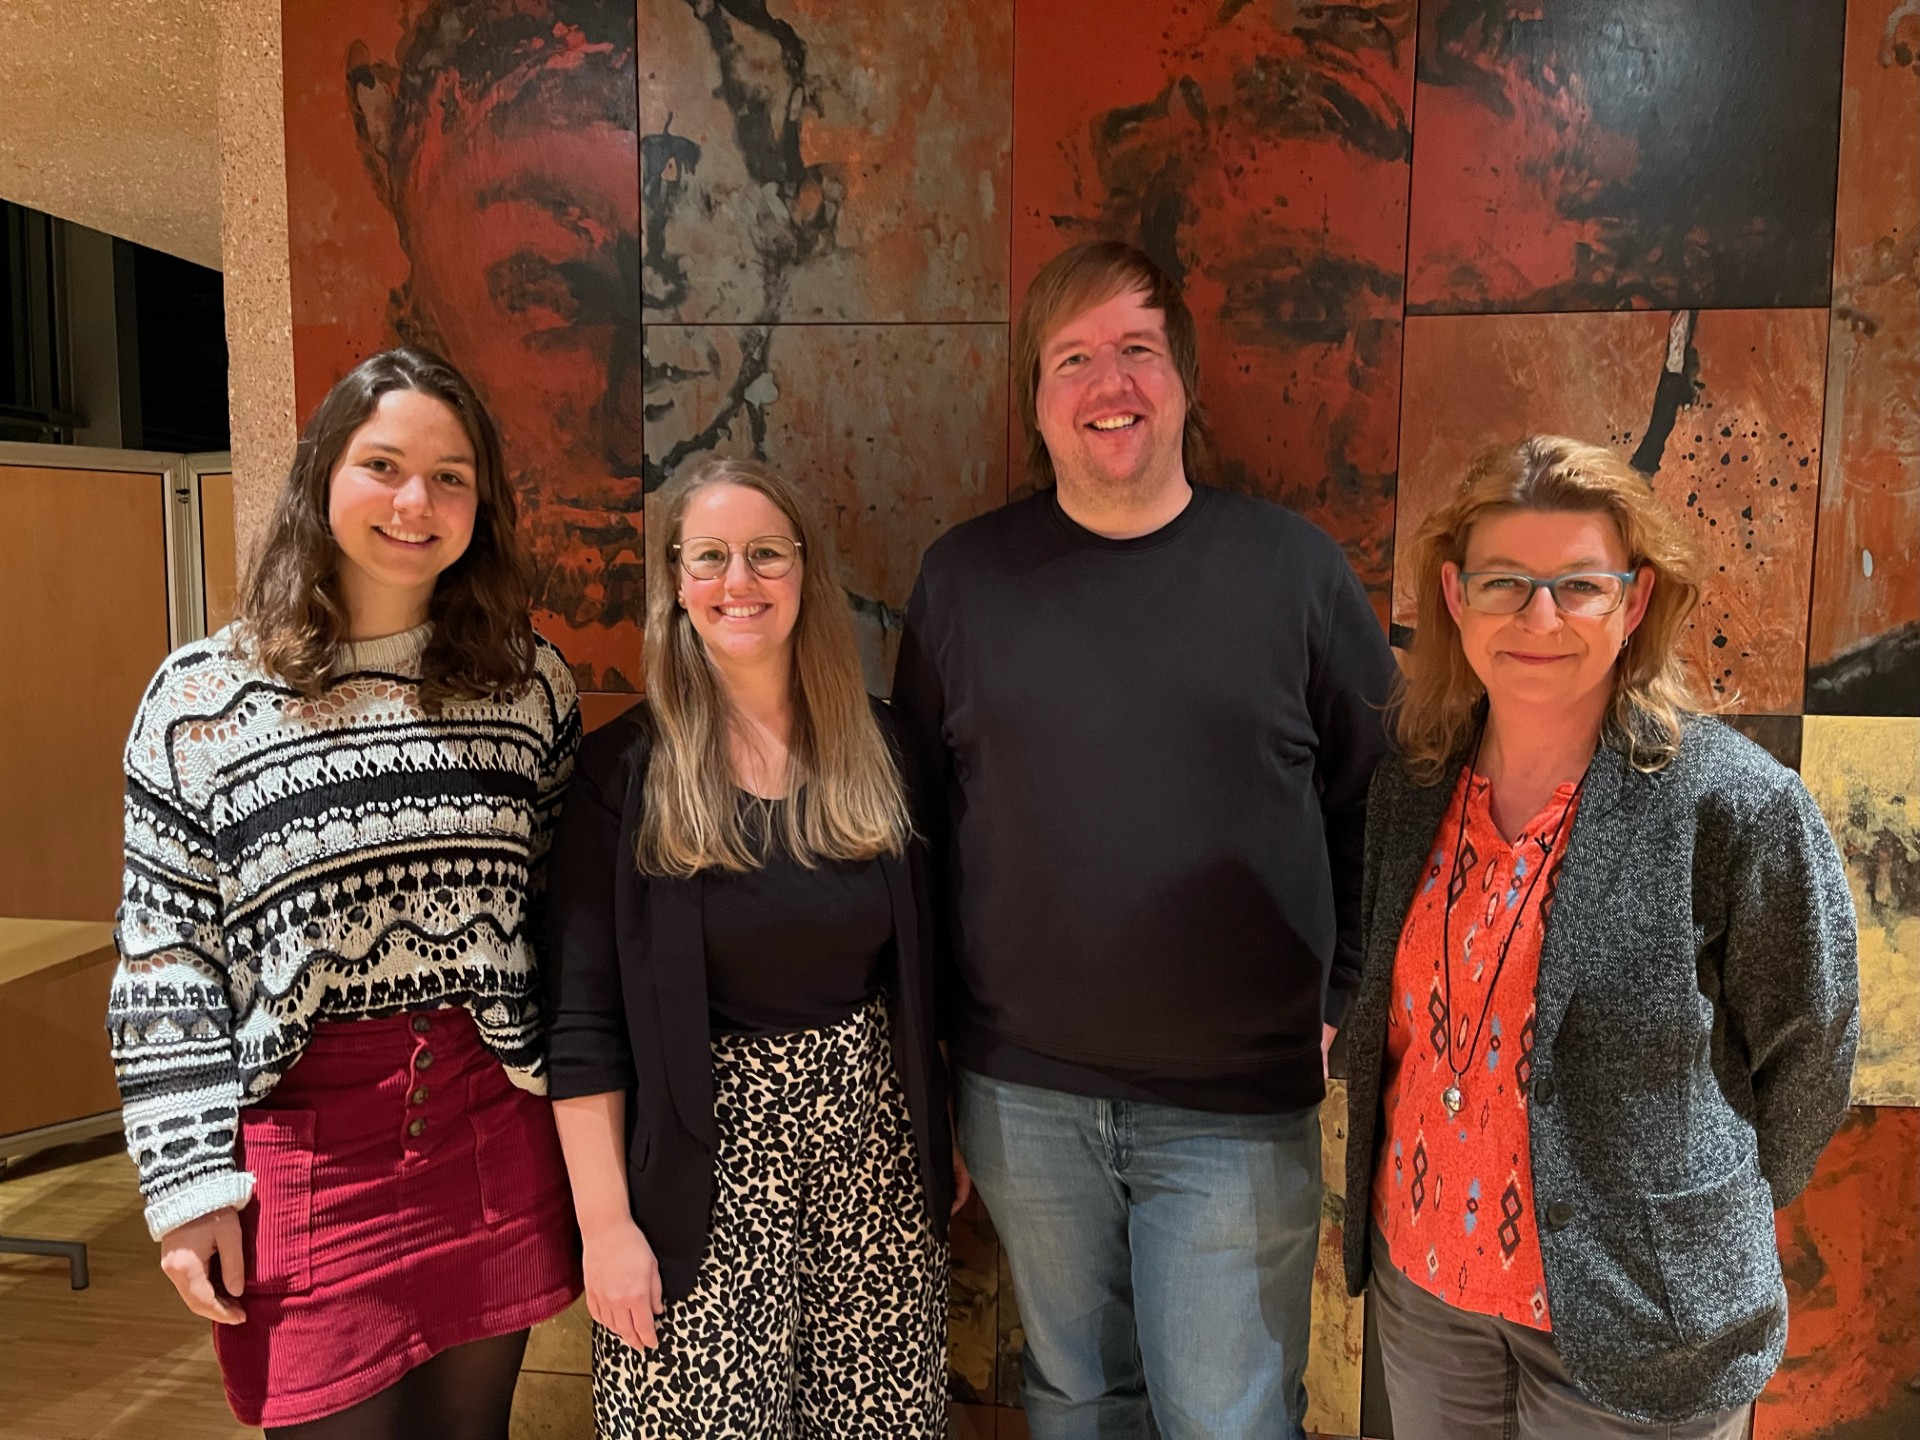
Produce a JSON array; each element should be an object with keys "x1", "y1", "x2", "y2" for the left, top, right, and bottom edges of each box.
[{"x1": 1438, "y1": 717, "x2": 1586, "y2": 1118}]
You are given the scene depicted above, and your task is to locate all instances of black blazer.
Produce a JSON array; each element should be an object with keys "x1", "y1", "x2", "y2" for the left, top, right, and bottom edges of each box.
[{"x1": 544, "y1": 698, "x2": 954, "y2": 1302}]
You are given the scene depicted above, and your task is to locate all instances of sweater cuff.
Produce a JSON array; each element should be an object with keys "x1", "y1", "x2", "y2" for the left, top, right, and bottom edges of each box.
[{"x1": 144, "y1": 1169, "x2": 257, "y2": 1242}]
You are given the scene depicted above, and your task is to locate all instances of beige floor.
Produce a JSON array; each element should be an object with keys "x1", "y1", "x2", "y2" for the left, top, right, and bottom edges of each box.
[
  {"x1": 0, "y1": 1136, "x2": 252, "y2": 1440},
  {"x1": 0, "y1": 1137, "x2": 594, "y2": 1439}
]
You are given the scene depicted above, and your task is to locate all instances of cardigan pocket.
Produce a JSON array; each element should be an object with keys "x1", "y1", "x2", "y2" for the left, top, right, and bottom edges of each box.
[{"x1": 1644, "y1": 1161, "x2": 1782, "y2": 1347}]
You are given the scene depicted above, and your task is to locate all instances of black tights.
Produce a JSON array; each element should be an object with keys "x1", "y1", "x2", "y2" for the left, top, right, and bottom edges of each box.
[{"x1": 265, "y1": 1328, "x2": 529, "y2": 1440}]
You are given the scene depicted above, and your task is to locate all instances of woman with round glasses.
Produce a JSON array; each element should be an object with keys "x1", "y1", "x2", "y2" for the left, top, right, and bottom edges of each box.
[
  {"x1": 1340, "y1": 436, "x2": 1858, "y2": 1437},
  {"x1": 543, "y1": 456, "x2": 958, "y2": 1437}
]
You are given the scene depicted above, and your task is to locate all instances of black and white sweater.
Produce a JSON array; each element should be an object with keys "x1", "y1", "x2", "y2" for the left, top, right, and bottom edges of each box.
[{"x1": 108, "y1": 623, "x2": 581, "y2": 1239}]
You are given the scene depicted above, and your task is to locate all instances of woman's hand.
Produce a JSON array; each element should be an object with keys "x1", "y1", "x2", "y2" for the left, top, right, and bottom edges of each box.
[
  {"x1": 583, "y1": 1220, "x2": 665, "y2": 1352},
  {"x1": 159, "y1": 1207, "x2": 247, "y2": 1324},
  {"x1": 950, "y1": 1139, "x2": 973, "y2": 1217}
]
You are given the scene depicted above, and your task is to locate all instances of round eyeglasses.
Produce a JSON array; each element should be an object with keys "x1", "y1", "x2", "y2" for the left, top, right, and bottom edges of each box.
[
  {"x1": 1457, "y1": 570, "x2": 1638, "y2": 617},
  {"x1": 670, "y1": 535, "x2": 803, "y2": 581}
]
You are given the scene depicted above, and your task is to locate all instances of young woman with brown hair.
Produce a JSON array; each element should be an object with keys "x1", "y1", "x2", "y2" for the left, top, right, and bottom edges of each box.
[
  {"x1": 108, "y1": 348, "x2": 581, "y2": 1438},
  {"x1": 544, "y1": 456, "x2": 958, "y2": 1438}
]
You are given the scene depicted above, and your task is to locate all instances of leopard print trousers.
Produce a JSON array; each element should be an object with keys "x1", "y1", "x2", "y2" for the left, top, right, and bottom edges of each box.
[{"x1": 592, "y1": 998, "x2": 949, "y2": 1438}]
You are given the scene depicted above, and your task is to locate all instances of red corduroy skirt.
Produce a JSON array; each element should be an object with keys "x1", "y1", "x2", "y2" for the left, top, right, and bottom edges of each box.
[{"x1": 211, "y1": 1006, "x2": 581, "y2": 1427}]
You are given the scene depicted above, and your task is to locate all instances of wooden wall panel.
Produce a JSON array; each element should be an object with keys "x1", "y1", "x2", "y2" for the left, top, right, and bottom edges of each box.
[
  {"x1": 1806, "y1": 0, "x2": 1920, "y2": 715},
  {"x1": 1395, "y1": 309, "x2": 1827, "y2": 713},
  {"x1": 198, "y1": 471, "x2": 238, "y2": 634},
  {"x1": 0, "y1": 466, "x2": 172, "y2": 922}
]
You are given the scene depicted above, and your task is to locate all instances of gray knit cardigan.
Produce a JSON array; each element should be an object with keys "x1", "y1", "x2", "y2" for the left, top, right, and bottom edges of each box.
[{"x1": 1342, "y1": 716, "x2": 1859, "y2": 1424}]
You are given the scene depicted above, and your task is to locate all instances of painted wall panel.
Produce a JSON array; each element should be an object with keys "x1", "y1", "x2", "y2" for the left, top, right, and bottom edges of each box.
[
  {"x1": 637, "y1": 0, "x2": 1012, "y2": 328},
  {"x1": 1806, "y1": 0, "x2": 1920, "y2": 716},
  {"x1": 1012, "y1": 0, "x2": 1414, "y2": 606},
  {"x1": 264, "y1": 3, "x2": 1919, "y2": 1430},
  {"x1": 641, "y1": 323, "x2": 1009, "y2": 691},
  {"x1": 1801, "y1": 716, "x2": 1920, "y2": 1109},
  {"x1": 1408, "y1": 0, "x2": 1847, "y2": 313},
  {"x1": 1395, "y1": 308, "x2": 1826, "y2": 713},
  {"x1": 283, "y1": 0, "x2": 646, "y2": 691},
  {"x1": 1758, "y1": 1107, "x2": 1920, "y2": 1440},
  {"x1": 1307, "y1": 1080, "x2": 1365, "y2": 1437}
]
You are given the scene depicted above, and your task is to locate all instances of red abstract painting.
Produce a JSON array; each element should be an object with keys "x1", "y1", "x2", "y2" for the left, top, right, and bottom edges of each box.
[
  {"x1": 1395, "y1": 308, "x2": 1826, "y2": 713},
  {"x1": 1013, "y1": 0, "x2": 1415, "y2": 608},
  {"x1": 1408, "y1": 0, "x2": 1847, "y2": 314},
  {"x1": 285, "y1": 0, "x2": 644, "y2": 691},
  {"x1": 1807, "y1": 0, "x2": 1920, "y2": 715},
  {"x1": 1759, "y1": 1107, "x2": 1920, "y2": 1440}
]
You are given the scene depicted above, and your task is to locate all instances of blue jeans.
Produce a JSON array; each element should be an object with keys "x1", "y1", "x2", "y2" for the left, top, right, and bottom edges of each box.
[{"x1": 957, "y1": 1067, "x2": 1322, "y2": 1440}]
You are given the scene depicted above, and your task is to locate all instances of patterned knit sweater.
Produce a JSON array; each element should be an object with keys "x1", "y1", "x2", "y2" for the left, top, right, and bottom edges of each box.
[{"x1": 108, "y1": 623, "x2": 581, "y2": 1240}]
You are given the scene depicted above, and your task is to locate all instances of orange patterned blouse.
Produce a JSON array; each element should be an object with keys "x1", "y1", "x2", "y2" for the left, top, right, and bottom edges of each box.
[{"x1": 1370, "y1": 767, "x2": 1581, "y2": 1331}]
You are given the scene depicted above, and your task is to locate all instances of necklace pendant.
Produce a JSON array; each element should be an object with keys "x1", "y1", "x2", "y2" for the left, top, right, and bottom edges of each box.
[{"x1": 1442, "y1": 1083, "x2": 1464, "y2": 1117}]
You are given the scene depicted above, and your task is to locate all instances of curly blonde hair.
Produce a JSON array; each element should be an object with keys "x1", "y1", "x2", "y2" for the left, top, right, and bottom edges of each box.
[{"x1": 1396, "y1": 435, "x2": 1709, "y2": 781}]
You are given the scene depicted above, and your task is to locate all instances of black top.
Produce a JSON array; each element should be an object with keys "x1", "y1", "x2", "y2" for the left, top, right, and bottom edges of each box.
[
  {"x1": 891, "y1": 485, "x2": 1396, "y2": 1115},
  {"x1": 544, "y1": 700, "x2": 954, "y2": 1304},
  {"x1": 703, "y1": 799, "x2": 895, "y2": 1035}
]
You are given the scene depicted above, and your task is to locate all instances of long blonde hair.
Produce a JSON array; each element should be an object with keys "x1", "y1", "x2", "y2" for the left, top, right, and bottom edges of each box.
[
  {"x1": 638, "y1": 457, "x2": 911, "y2": 875},
  {"x1": 1396, "y1": 435, "x2": 1708, "y2": 782}
]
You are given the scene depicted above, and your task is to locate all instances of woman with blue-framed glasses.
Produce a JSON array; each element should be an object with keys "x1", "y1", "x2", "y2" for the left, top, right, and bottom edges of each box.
[{"x1": 1339, "y1": 435, "x2": 1857, "y2": 1438}]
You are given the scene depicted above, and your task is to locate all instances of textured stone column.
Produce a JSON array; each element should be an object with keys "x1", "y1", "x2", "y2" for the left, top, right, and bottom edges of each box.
[{"x1": 217, "y1": 0, "x2": 297, "y2": 576}]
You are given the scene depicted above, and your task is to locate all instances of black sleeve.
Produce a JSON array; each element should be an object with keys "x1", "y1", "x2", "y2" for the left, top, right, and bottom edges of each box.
[
  {"x1": 544, "y1": 738, "x2": 638, "y2": 1098},
  {"x1": 890, "y1": 570, "x2": 960, "y2": 1041},
  {"x1": 1307, "y1": 561, "x2": 1398, "y2": 1029}
]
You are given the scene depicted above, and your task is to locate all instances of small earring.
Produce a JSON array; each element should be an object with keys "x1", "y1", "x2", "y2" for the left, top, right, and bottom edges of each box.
[{"x1": 677, "y1": 593, "x2": 686, "y2": 608}]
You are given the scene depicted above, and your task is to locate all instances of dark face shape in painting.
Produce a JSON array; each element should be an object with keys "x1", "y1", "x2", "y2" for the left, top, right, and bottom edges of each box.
[
  {"x1": 351, "y1": 0, "x2": 645, "y2": 690},
  {"x1": 1020, "y1": 0, "x2": 1416, "y2": 603},
  {"x1": 1409, "y1": 0, "x2": 1848, "y2": 312}
]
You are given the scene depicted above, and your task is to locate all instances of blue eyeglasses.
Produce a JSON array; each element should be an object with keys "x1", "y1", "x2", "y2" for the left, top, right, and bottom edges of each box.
[{"x1": 1456, "y1": 570, "x2": 1639, "y2": 616}]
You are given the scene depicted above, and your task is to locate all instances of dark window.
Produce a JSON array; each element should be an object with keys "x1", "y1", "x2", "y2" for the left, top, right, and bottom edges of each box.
[
  {"x1": 0, "y1": 201, "x2": 68, "y2": 444},
  {"x1": 130, "y1": 245, "x2": 229, "y2": 453}
]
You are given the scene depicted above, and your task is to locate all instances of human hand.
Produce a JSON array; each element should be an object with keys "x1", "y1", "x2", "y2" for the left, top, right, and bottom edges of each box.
[
  {"x1": 1322, "y1": 1022, "x2": 1338, "y2": 1080},
  {"x1": 951, "y1": 1141, "x2": 973, "y2": 1217},
  {"x1": 159, "y1": 1206, "x2": 247, "y2": 1324},
  {"x1": 583, "y1": 1220, "x2": 665, "y2": 1351}
]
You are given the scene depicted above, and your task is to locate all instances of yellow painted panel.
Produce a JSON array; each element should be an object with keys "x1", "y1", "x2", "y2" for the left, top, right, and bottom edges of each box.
[
  {"x1": 1305, "y1": 1079, "x2": 1365, "y2": 1437},
  {"x1": 1801, "y1": 716, "x2": 1920, "y2": 1107}
]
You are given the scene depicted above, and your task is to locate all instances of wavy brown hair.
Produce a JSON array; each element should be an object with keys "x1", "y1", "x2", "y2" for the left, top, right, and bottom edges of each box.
[
  {"x1": 639, "y1": 457, "x2": 911, "y2": 875},
  {"x1": 1013, "y1": 240, "x2": 1214, "y2": 489},
  {"x1": 239, "y1": 347, "x2": 536, "y2": 711},
  {"x1": 1397, "y1": 435, "x2": 1708, "y2": 781}
]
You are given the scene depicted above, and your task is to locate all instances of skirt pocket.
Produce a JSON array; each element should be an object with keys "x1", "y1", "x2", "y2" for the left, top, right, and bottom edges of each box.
[
  {"x1": 238, "y1": 1109, "x2": 316, "y2": 1295},
  {"x1": 468, "y1": 1068, "x2": 567, "y2": 1228}
]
